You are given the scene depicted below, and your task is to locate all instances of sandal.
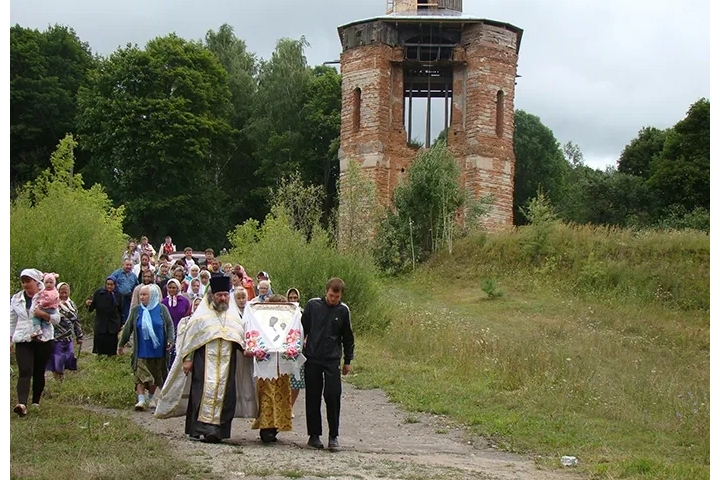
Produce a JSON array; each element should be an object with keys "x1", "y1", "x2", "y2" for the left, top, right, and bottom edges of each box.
[{"x1": 13, "y1": 404, "x2": 27, "y2": 417}]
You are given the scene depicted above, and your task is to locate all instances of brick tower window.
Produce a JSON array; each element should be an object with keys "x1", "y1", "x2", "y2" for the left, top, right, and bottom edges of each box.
[
  {"x1": 353, "y1": 87, "x2": 362, "y2": 132},
  {"x1": 496, "y1": 90, "x2": 505, "y2": 138}
]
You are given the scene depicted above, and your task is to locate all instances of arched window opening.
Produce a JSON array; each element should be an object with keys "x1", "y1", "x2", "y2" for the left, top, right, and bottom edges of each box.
[
  {"x1": 353, "y1": 87, "x2": 362, "y2": 133},
  {"x1": 496, "y1": 90, "x2": 505, "y2": 138}
]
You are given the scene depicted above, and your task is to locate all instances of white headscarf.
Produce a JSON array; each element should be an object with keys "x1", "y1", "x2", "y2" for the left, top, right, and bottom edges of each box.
[
  {"x1": 166, "y1": 279, "x2": 182, "y2": 308},
  {"x1": 140, "y1": 285, "x2": 162, "y2": 348}
]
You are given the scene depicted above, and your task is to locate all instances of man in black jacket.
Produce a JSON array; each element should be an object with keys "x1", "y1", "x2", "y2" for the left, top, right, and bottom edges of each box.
[{"x1": 301, "y1": 277, "x2": 355, "y2": 450}]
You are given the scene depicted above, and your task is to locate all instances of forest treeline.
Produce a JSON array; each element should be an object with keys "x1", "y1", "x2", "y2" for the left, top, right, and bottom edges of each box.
[{"x1": 10, "y1": 23, "x2": 710, "y2": 250}]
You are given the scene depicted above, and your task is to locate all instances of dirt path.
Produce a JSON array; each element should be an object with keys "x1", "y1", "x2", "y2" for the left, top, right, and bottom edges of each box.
[{"x1": 89, "y1": 374, "x2": 583, "y2": 480}]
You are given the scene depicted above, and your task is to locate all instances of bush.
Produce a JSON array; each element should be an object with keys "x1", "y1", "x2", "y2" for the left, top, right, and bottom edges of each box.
[
  {"x1": 373, "y1": 141, "x2": 490, "y2": 274},
  {"x1": 10, "y1": 135, "x2": 126, "y2": 320},
  {"x1": 654, "y1": 206, "x2": 710, "y2": 233},
  {"x1": 227, "y1": 207, "x2": 390, "y2": 332}
]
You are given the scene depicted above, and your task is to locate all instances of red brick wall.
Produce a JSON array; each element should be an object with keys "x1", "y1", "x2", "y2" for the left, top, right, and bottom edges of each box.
[{"x1": 338, "y1": 20, "x2": 520, "y2": 236}]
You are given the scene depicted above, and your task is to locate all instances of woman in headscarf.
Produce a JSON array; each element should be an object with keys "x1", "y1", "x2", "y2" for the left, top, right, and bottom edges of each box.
[
  {"x1": 11, "y1": 268, "x2": 61, "y2": 416},
  {"x1": 249, "y1": 280, "x2": 272, "y2": 304},
  {"x1": 162, "y1": 267, "x2": 187, "y2": 297},
  {"x1": 232, "y1": 265, "x2": 256, "y2": 301},
  {"x1": 249, "y1": 293, "x2": 296, "y2": 443},
  {"x1": 85, "y1": 277, "x2": 123, "y2": 357},
  {"x1": 155, "y1": 262, "x2": 172, "y2": 289},
  {"x1": 185, "y1": 264, "x2": 201, "y2": 285},
  {"x1": 119, "y1": 284, "x2": 174, "y2": 411},
  {"x1": 184, "y1": 278, "x2": 203, "y2": 303},
  {"x1": 233, "y1": 288, "x2": 249, "y2": 319},
  {"x1": 46, "y1": 282, "x2": 84, "y2": 382},
  {"x1": 161, "y1": 278, "x2": 190, "y2": 365},
  {"x1": 286, "y1": 288, "x2": 305, "y2": 416},
  {"x1": 198, "y1": 270, "x2": 211, "y2": 296}
]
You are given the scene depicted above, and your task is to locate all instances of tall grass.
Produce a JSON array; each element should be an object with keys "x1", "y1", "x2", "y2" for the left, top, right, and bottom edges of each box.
[
  {"x1": 431, "y1": 222, "x2": 709, "y2": 311},
  {"x1": 225, "y1": 209, "x2": 389, "y2": 332},
  {"x1": 351, "y1": 223, "x2": 709, "y2": 479}
]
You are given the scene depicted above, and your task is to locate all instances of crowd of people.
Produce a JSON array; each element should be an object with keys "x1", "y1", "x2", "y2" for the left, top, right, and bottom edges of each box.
[{"x1": 10, "y1": 236, "x2": 355, "y2": 450}]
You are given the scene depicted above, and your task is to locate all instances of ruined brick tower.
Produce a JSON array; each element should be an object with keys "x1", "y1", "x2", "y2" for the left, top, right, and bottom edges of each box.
[{"x1": 337, "y1": 0, "x2": 522, "y2": 236}]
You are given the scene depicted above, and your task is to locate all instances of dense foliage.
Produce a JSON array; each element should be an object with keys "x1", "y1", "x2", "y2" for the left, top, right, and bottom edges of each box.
[
  {"x1": 10, "y1": 135, "x2": 127, "y2": 302},
  {"x1": 9, "y1": 22, "x2": 709, "y2": 255},
  {"x1": 514, "y1": 99, "x2": 710, "y2": 230}
]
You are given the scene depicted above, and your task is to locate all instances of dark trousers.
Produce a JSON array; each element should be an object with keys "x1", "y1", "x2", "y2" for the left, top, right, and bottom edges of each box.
[
  {"x1": 15, "y1": 340, "x2": 54, "y2": 405},
  {"x1": 305, "y1": 360, "x2": 342, "y2": 438},
  {"x1": 121, "y1": 294, "x2": 132, "y2": 322}
]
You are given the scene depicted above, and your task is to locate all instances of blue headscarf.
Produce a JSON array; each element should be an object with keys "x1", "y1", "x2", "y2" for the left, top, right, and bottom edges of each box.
[{"x1": 140, "y1": 285, "x2": 161, "y2": 348}]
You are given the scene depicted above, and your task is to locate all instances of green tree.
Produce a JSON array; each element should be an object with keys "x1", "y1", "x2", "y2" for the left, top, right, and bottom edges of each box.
[
  {"x1": 513, "y1": 110, "x2": 570, "y2": 224},
  {"x1": 374, "y1": 142, "x2": 468, "y2": 273},
  {"x1": 299, "y1": 65, "x2": 342, "y2": 218},
  {"x1": 246, "y1": 37, "x2": 313, "y2": 218},
  {"x1": 648, "y1": 98, "x2": 710, "y2": 211},
  {"x1": 10, "y1": 134, "x2": 126, "y2": 303},
  {"x1": 203, "y1": 25, "x2": 259, "y2": 224},
  {"x1": 76, "y1": 34, "x2": 235, "y2": 248},
  {"x1": 10, "y1": 24, "x2": 95, "y2": 191},
  {"x1": 561, "y1": 166, "x2": 656, "y2": 227},
  {"x1": 617, "y1": 126, "x2": 667, "y2": 179}
]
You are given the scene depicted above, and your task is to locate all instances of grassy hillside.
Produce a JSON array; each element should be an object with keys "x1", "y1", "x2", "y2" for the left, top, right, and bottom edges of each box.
[{"x1": 352, "y1": 224, "x2": 709, "y2": 479}]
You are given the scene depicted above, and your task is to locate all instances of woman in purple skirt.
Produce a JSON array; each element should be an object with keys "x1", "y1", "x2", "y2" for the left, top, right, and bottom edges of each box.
[
  {"x1": 160, "y1": 279, "x2": 190, "y2": 365},
  {"x1": 46, "y1": 282, "x2": 83, "y2": 381}
]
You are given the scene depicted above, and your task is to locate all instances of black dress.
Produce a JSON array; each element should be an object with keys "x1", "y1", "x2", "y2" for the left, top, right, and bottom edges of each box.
[
  {"x1": 185, "y1": 344, "x2": 240, "y2": 440},
  {"x1": 88, "y1": 288, "x2": 123, "y2": 355}
]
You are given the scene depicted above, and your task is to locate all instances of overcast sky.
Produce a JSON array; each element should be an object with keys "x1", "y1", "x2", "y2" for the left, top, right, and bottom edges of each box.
[{"x1": 9, "y1": 0, "x2": 711, "y2": 169}]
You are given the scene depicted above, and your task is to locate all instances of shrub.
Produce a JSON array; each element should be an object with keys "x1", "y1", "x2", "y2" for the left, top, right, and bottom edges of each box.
[
  {"x1": 480, "y1": 278, "x2": 503, "y2": 299},
  {"x1": 227, "y1": 207, "x2": 389, "y2": 332},
  {"x1": 10, "y1": 135, "x2": 126, "y2": 318},
  {"x1": 373, "y1": 141, "x2": 491, "y2": 274}
]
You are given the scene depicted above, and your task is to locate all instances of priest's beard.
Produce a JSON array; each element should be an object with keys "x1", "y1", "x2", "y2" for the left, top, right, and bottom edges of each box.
[{"x1": 212, "y1": 300, "x2": 229, "y2": 313}]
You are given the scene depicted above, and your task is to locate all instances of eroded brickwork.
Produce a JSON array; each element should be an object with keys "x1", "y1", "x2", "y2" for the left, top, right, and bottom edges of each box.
[{"x1": 338, "y1": 16, "x2": 522, "y2": 238}]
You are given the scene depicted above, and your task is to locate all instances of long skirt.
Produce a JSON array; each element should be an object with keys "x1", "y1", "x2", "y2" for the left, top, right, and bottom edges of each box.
[
  {"x1": 93, "y1": 333, "x2": 118, "y2": 356},
  {"x1": 46, "y1": 339, "x2": 77, "y2": 373},
  {"x1": 251, "y1": 375, "x2": 293, "y2": 432}
]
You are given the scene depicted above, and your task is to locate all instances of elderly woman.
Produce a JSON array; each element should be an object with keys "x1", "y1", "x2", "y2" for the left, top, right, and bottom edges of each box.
[
  {"x1": 119, "y1": 284, "x2": 174, "y2": 411},
  {"x1": 249, "y1": 280, "x2": 272, "y2": 304},
  {"x1": 161, "y1": 279, "x2": 190, "y2": 365},
  {"x1": 10, "y1": 268, "x2": 62, "y2": 416},
  {"x1": 46, "y1": 282, "x2": 84, "y2": 382},
  {"x1": 86, "y1": 277, "x2": 124, "y2": 357}
]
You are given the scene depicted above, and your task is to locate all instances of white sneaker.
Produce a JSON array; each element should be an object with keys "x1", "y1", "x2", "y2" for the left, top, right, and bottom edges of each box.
[
  {"x1": 148, "y1": 397, "x2": 157, "y2": 410},
  {"x1": 134, "y1": 400, "x2": 146, "y2": 411}
]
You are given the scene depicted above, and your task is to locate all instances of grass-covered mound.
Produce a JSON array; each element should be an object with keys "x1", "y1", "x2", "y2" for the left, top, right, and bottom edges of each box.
[{"x1": 353, "y1": 223, "x2": 709, "y2": 480}]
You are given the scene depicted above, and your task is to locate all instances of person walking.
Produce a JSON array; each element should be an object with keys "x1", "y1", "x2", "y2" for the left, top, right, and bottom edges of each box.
[
  {"x1": 154, "y1": 276, "x2": 257, "y2": 443},
  {"x1": 110, "y1": 259, "x2": 139, "y2": 323},
  {"x1": 302, "y1": 278, "x2": 355, "y2": 450},
  {"x1": 86, "y1": 277, "x2": 124, "y2": 357},
  {"x1": 10, "y1": 268, "x2": 61, "y2": 416},
  {"x1": 118, "y1": 284, "x2": 174, "y2": 411},
  {"x1": 46, "y1": 282, "x2": 83, "y2": 381}
]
